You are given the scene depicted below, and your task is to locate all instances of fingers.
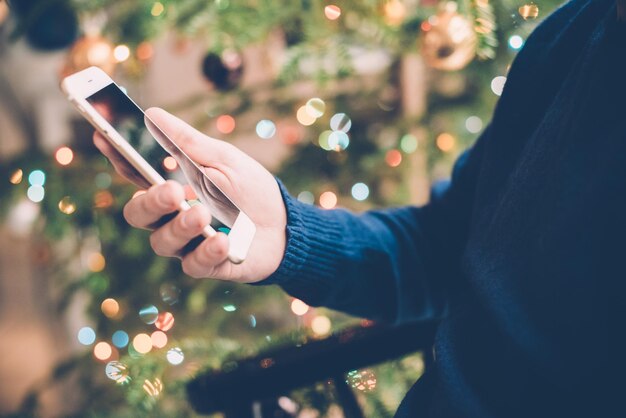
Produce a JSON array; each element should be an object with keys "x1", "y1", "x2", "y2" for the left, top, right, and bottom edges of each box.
[
  {"x1": 93, "y1": 132, "x2": 151, "y2": 189},
  {"x1": 149, "y1": 203, "x2": 212, "y2": 257},
  {"x1": 123, "y1": 180, "x2": 185, "y2": 229},
  {"x1": 144, "y1": 107, "x2": 239, "y2": 166},
  {"x1": 181, "y1": 232, "x2": 230, "y2": 279}
]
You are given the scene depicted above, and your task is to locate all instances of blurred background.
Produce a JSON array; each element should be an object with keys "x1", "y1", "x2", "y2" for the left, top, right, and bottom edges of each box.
[{"x1": 0, "y1": 0, "x2": 561, "y2": 417}]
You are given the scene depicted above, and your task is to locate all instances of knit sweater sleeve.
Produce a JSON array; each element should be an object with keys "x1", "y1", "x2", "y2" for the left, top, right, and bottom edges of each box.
[{"x1": 259, "y1": 128, "x2": 489, "y2": 324}]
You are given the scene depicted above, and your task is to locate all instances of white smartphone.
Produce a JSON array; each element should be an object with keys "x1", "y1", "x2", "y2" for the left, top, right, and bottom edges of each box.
[{"x1": 61, "y1": 66, "x2": 255, "y2": 264}]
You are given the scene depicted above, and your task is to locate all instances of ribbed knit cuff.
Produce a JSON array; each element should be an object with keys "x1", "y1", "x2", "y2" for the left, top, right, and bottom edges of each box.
[{"x1": 255, "y1": 179, "x2": 346, "y2": 302}]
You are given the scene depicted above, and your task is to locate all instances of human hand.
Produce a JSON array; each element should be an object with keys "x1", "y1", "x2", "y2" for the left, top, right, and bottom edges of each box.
[{"x1": 93, "y1": 108, "x2": 287, "y2": 283}]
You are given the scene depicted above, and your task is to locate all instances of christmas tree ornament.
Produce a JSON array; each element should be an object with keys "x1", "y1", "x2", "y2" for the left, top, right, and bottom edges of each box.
[
  {"x1": 201, "y1": 50, "x2": 244, "y2": 91},
  {"x1": 62, "y1": 35, "x2": 116, "y2": 77},
  {"x1": 421, "y1": 2, "x2": 477, "y2": 71}
]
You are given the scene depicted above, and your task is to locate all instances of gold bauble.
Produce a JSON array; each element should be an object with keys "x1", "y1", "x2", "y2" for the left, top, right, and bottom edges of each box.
[
  {"x1": 421, "y1": 3, "x2": 477, "y2": 71},
  {"x1": 62, "y1": 35, "x2": 116, "y2": 78}
]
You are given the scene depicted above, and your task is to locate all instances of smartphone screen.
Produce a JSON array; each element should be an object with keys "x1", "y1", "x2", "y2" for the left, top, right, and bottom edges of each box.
[{"x1": 85, "y1": 83, "x2": 237, "y2": 234}]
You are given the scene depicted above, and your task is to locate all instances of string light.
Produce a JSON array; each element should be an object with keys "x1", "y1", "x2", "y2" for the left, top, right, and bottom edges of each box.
[
  {"x1": 155, "y1": 312, "x2": 175, "y2": 332},
  {"x1": 400, "y1": 134, "x2": 418, "y2": 153},
  {"x1": 508, "y1": 35, "x2": 524, "y2": 50},
  {"x1": 139, "y1": 305, "x2": 159, "y2": 324},
  {"x1": 94, "y1": 342, "x2": 113, "y2": 361},
  {"x1": 167, "y1": 347, "x2": 185, "y2": 365},
  {"x1": 58, "y1": 196, "x2": 77, "y2": 215},
  {"x1": 87, "y1": 252, "x2": 106, "y2": 272},
  {"x1": 297, "y1": 106, "x2": 316, "y2": 126},
  {"x1": 28, "y1": 170, "x2": 46, "y2": 186},
  {"x1": 55, "y1": 147, "x2": 74, "y2": 166},
  {"x1": 9, "y1": 169, "x2": 23, "y2": 185},
  {"x1": 330, "y1": 113, "x2": 352, "y2": 132},
  {"x1": 291, "y1": 299, "x2": 309, "y2": 316},
  {"x1": 311, "y1": 315, "x2": 332, "y2": 336},
  {"x1": 305, "y1": 98, "x2": 326, "y2": 118},
  {"x1": 436, "y1": 133, "x2": 456, "y2": 152},
  {"x1": 143, "y1": 378, "x2": 163, "y2": 397},
  {"x1": 465, "y1": 116, "x2": 483, "y2": 134},
  {"x1": 385, "y1": 150, "x2": 402, "y2": 167},
  {"x1": 133, "y1": 333, "x2": 153, "y2": 354},
  {"x1": 151, "y1": 331, "x2": 168, "y2": 348},
  {"x1": 77, "y1": 326, "x2": 96, "y2": 345},
  {"x1": 27, "y1": 186, "x2": 45, "y2": 203},
  {"x1": 256, "y1": 120, "x2": 276, "y2": 139},
  {"x1": 319, "y1": 191, "x2": 337, "y2": 209},
  {"x1": 101, "y1": 298, "x2": 119, "y2": 318},
  {"x1": 113, "y1": 45, "x2": 130, "y2": 63},
  {"x1": 112, "y1": 331, "x2": 129, "y2": 348},
  {"x1": 351, "y1": 183, "x2": 369, "y2": 201}
]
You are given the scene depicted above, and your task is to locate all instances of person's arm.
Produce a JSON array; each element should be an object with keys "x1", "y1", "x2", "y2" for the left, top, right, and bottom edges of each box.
[{"x1": 262, "y1": 129, "x2": 489, "y2": 324}]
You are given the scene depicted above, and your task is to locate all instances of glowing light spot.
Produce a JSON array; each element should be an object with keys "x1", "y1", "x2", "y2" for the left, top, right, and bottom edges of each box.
[
  {"x1": 297, "y1": 106, "x2": 316, "y2": 126},
  {"x1": 139, "y1": 305, "x2": 159, "y2": 324},
  {"x1": 311, "y1": 315, "x2": 332, "y2": 336},
  {"x1": 291, "y1": 298, "x2": 309, "y2": 316},
  {"x1": 10, "y1": 169, "x2": 23, "y2": 185},
  {"x1": 55, "y1": 147, "x2": 74, "y2": 166},
  {"x1": 297, "y1": 191, "x2": 314, "y2": 204},
  {"x1": 223, "y1": 304, "x2": 237, "y2": 312},
  {"x1": 249, "y1": 314, "x2": 257, "y2": 328},
  {"x1": 87, "y1": 253, "x2": 106, "y2": 272},
  {"x1": 491, "y1": 76, "x2": 507, "y2": 96},
  {"x1": 166, "y1": 347, "x2": 185, "y2": 365},
  {"x1": 324, "y1": 5, "x2": 341, "y2": 20},
  {"x1": 436, "y1": 133, "x2": 456, "y2": 152},
  {"x1": 94, "y1": 342, "x2": 113, "y2": 361},
  {"x1": 151, "y1": 331, "x2": 168, "y2": 348},
  {"x1": 385, "y1": 149, "x2": 402, "y2": 167},
  {"x1": 508, "y1": 35, "x2": 524, "y2": 50},
  {"x1": 163, "y1": 156, "x2": 178, "y2": 171},
  {"x1": 143, "y1": 377, "x2": 163, "y2": 397},
  {"x1": 58, "y1": 196, "x2": 76, "y2": 215},
  {"x1": 136, "y1": 42, "x2": 154, "y2": 61},
  {"x1": 27, "y1": 185, "x2": 45, "y2": 203},
  {"x1": 113, "y1": 45, "x2": 130, "y2": 63},
  {"x1": 319, "y1": 191, "x2": 337, "y2": 209},
  {"x1": 318, "y1": 130, "x2": 333, "y2": 151},
  {"x1": 465, "y1": 116, "x2": 483, "y2": 134},
  {"x1": 330, "y1": 113, "x2": 352, "y2": 132},
  {"x1": 400, "y1": 134, "x2": 418, "y2": 153},
  {"x1": 95, "y1": 172, "x2": 112, "y2": 189},
  {"x1": 94, "y1": 190, "x2": 114, "y2": 209},
  {"x1": 160, "y1": 283, "x2": 181, "y2": 305},
  {"x1": 151, "y1": 2, "x2": 165, "y2": 17},
  {"x1": 105, "y1": 361, "x2": 130, "y2": 383},
  {"x1": 28, "y1": 170, "x2": 46, "y2": 186},
  {"x1": 155, "y1": 312, "x2": 175, "y2": 332},
  {"x1": 133, "y1": 333, "x2": 153, "y2": 354},
  {"x1": 328, "y1": 131, "x2": 349, "y2": 151},
  {"x1": 78, "y1": 326, "x2": 96, "y2": 345},
  {"x1": 256, "y1": 119, "x2": 276, "y2": 139},
  {"x1": 384, "y1": 0, "x2": 407, "y2": 26},
  {"x1": 112, "y1": 330, "x2": 129, "y2": 348},
  {"x1": 305, "y1": 98, "x2": 326, "y2": 118},
  {"x1": 346, "y1": 369, "x2": 377, "y2": 392},
  {"x1": 101, "y1": 298, "x2": 119, "y2": 318},
  {"x1": 519, "y1": 3, "x2": 539, "y2": 20},
  {"x1": 351, "y1": 183, "x2": 370, "y2": 201},
  {"x1": 216, "y1": 114, "x2": 236, "y2": 134}
]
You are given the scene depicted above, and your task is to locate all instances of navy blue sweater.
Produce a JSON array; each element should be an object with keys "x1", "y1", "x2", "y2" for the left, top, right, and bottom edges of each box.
[{"x1": 263, "y1": 0, "x2": 623, "y2": 416}]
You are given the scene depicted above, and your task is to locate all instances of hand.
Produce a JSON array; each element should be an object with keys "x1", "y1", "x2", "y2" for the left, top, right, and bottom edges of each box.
[{"x1": 93, "y1": 108, "x2": 287, "y2": 283}]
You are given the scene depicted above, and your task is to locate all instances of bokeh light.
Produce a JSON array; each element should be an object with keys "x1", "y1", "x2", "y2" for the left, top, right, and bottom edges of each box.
[
  {"x1": 400, "y1": 134, "x2": 418, "y2": 154},
  {"x1": 160, "y1": 283, "x2": 180, "y2": 305},
  {"x1": 155, "y1": 312, "x2": 175, "y2": 331},
  {"x1": 305, "y1": 98, "x2": 326, "y2": 118},
  {"x1": 101, "y1": 298, "x2": 120, "y2": 318},
  {"x1": 9, "y1": 169, "x2": 23, "y2": 185},
  {"x1": 330, "y1": 113, "x2": 351, "y2": 132},
  {"x1": 319, "y1": 191, "x2": 337, "y2": 209},
  {"x1": 136, "y1": 42, "x2": 154, "y2": 61},
  {"x1": 324, "y1": 5, "x2": 341, "y2": 20},
  {"x1": 139, "y1": 305, "x2": 159, "y2": 324},
  {"x1": 291, "y1": 298, "x2": 309, "y2": 316},
  {"x1": 58, "y1": 196, "x2": 77, "y2": 215},
  {"x1": 436, "y1": 133, "x2": 456, "y2": 152},
  {"x1": 351, "y1": 183, "x2": 370, "y2": 201},
  {"x1": 94, "y1": 342, "x2": 113, "y2": 361},
  {"x1": 167, "y1": 347, "x2": 185, "y2": 365},
  {"x1": 223, "y1": 304, "x2": 237, "y2": 312},
  {"x1": 318, "y1": 130, "x2": 333, "y2": 151},
  {"x1": 297, "y1": 106, "x2": 316, "y2": 126},
  {"x1": 151, "y1": 1, "x2": 165, "y2": 17},
  {"x1": 77, "y1": 326, "x2": 96, "y2": 346},
  {"x1": 491, "y1": 76, "x2": 507, "y2": 96},
  {"x1": 105, "y1": 361, "x2": 130, "y2": 383},
  {"x1": 384, "y1": 0, "x2": 407, "y2": 26},
  {"x1": 113, "y1": 45, "x2": 130, "y2": 63},
  {"x1": 27, "y1": 185, "x2": 45, "y2": 203},
  {"x1": 28, "y1": 170, "x2": 46, "y2": 186},
  {"x1": 297, "y1": 191, "x2": 315, "y2": 204},
  {"x1": 95, "y1": 172, "x2": 112, "y2": 189},
  {"x1": 87, "y1": 252, "x2": 106, "y2": 272},
  {"x1": 249, "y1": 314, "x2": 257, "y2": 328},
  {"x1": 163, "y1": 156, "x2": 178, "y2": 171},
  {"x1": 151, "y1": 331, "x2": 168, "y2": 348},
  {"x1": 508, "y1": 35, "x2": 524, "y2": 50},
  {"x1": 519, "y1": 3, "x2": 539, "y2": 20},
  {"x1": 346, "y1": 369, "x2": 377, "y2": 392},
  {"x1": 256, "y1": 119, "x2": 276, "y2": 139},
  {"x1": 216, "y1": 114, "x2": 236, "y2": 134},
  {"x1": 133, "y1": 333, "x2": 153, "y2": 354},
  {"x1": 328, "y1": 131, "x2": 349, "y2": 151},
  {"x1": 465, "y1": 116, "x2": 483, "y2": 133},
  {"x1": 385, "y1": 150, "x2": 402, "y2": 167},
  {"x1": 55, "y1": 147, "x2": 74, "y2": 166},
  {"x1": 94, "y1": 190, "x2": 114, "y2": 209},
  {"x1": 311, "y1": 315, "x2": 332, "y2": 336},
  {"x1": 112, "y1": 330, "x2": 129, "y2": 348},
  {"x1": 143, "y1": 378, "x2": 163, "y2": 397}
]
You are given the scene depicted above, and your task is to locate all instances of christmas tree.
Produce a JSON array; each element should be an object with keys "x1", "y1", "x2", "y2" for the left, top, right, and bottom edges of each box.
[{"x1": 0, "y1": 0, "x2": 561, "y2": 417}]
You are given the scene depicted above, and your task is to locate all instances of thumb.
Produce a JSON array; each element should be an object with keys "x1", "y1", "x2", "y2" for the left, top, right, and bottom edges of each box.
[{"x1": 145, "y1": 107, "x2": 236, "y2": 166}]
